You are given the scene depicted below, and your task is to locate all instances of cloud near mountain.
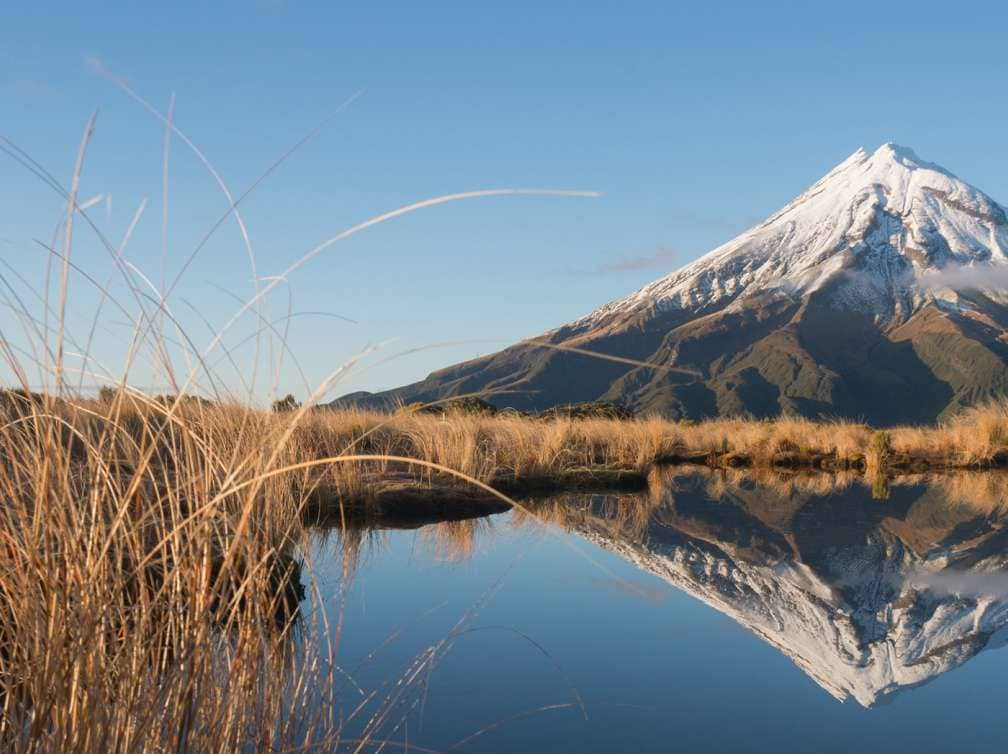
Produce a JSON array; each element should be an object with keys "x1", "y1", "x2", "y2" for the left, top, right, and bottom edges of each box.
[
  {"x1": 596, "y1": 247, "x2": 683, "y2": 273},
  {"x1": 917, "y1": 262, "x2": 1008, "y2": 293}
]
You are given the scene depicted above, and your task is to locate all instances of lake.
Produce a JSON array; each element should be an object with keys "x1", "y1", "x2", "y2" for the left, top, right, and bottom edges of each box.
[{"x1": 303, "y1": 469, "x2": 1008, "y2": 752}]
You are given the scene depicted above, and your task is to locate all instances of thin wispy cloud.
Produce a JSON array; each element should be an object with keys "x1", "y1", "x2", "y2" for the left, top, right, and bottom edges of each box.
[
  {"x1": 560, "y1": 247, "x2": 682, "y2": 276},
  {"x1": 593, "y1": 576, "x2": 670, "y2": 604},
  {"x1": 598, "y1": 246, "x2": 682, "y2": 273}
]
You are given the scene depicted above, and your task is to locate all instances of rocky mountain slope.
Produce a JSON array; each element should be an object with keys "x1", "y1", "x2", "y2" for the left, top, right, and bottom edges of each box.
[{"x1": 337, "y1": 144, "x2": 1008, "y2": 423}]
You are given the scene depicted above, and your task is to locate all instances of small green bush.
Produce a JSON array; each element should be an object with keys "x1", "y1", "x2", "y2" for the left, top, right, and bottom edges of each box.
[
  {"x1": 539, "y1": 402, "x2": 634, "y2": 421},
  {"x1": 272, "y1": 394, "x2": 301, "y2": 413},
  {"x1": 416, "y1": 396, "x2": 499, "y2": 416}
]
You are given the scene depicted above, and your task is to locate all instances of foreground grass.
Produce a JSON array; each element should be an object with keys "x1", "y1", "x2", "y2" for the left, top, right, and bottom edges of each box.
[{"x1": 0, "y1": 391, "x2": 359, "y2": 752}]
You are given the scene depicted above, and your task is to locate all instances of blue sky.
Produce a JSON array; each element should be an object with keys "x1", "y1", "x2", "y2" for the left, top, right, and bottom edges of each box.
[{"x1": 2, "y1": 1, "x2": 1007, "y2": 401}]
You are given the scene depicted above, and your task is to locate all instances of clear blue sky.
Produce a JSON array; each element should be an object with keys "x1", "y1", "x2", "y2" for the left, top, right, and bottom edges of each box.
[{"x1": 2, "y1": 1, "x2": 1007, "y2": 401}]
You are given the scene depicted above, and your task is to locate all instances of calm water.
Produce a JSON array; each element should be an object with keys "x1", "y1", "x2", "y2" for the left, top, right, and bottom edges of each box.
[{"x1": 305, "y1": 470, "x2": 1008, "y2": 752}]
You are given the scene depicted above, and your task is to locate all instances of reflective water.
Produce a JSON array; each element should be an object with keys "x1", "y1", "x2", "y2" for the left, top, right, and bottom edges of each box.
[{"x1": 308, "y1": 470, "x2": 1008, "y2": 752}]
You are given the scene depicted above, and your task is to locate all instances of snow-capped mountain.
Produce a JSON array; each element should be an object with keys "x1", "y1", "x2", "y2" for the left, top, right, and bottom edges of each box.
[
  {"x1": 581, "y1": 143, "x2": 1008, "y2": 325},
  {"x1": 336, "y1": 144, "x2": 1008, "y2": 423},
  {"x1": 566, "y1": 473, "x2": 1008, "y2": 707}
]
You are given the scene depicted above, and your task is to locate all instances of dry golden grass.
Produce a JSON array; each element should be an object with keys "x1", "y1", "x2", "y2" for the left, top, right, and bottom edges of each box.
[
  {"x1": 225, "y1": 399, "x2": 1008, "y2": 492},
  {"x1": 35, "y1": 395, "x2": 1002, "y2": 518},
  {"x1": 6, "y1": 386, "x2": 999, "y2": 752},
  {"x1": 1, "y1": 390, "x2": 533, "y2": 752},
  {"x1": 281, "y1": 408, "x2": 677, "y2": 483},
  {"x1": 0, "y1": 391, "x2": 337, "y2": 752},
  {"x1": 888, "y1": 401, "x2": 1008, "y2": 466},
  {"x1": 23, "y1": 397, "x2": 994, "y2": 527}
]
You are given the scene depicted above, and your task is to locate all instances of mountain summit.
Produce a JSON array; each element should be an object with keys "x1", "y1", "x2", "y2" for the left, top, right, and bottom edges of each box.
[
  {"x1": 339, "y1": 145, "x2": 1008, "y2": 423},
  {"x1": 585, "y1": 143, "x2": 1008, "y2": 324}
]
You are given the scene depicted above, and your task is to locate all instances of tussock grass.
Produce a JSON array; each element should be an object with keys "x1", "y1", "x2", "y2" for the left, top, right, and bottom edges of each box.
[
  {"x1": 0, "y1": 390, "x2": 336, "y2": 752},
  {"x1": 287, "y1": 409, "x2": 676, "y2": 482},
  {"x1": 253, "y1": 401, "x2": 1008, "y2": 491},
  {"x1": 888, "y1": 401, "x2": 1008, "y2": 466}
]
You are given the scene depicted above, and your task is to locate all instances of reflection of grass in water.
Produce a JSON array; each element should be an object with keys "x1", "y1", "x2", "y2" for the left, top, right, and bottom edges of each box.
[
  {"x1": 508, "y1": 467, "x2": 1008, "y2": 558},
  {"x1": 649, "y1": 464, "x2": 861, "y2": 500},
  {"x1": 418, "y1": 517, "x2": 495, "y2": 562},
  {"x1": 512, "y1": 492, "x2": 657, "y2": 545},
  {"x1": 312, "y1": 514, "x2": 496, "y2": 565},
  {"x1": 651, "y1": 464, "x2": 1008, "y2": 516},
  {"x1": 925, "y1": 471, "x2": 1008, "y2": 513},
  {"x1": 302, "y1": 464, "x2": 1008, "y2": 744},
  {"x1": 872, "y1": 473, "x2": 891, "y2": 500}
]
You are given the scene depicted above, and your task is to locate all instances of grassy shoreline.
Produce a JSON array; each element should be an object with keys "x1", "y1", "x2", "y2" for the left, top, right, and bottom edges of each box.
[
  {"x1": 22, "y1": 391, "x2": 1008, "y2": 515},
  {"x1": 286, "y1": 401, "x2": 1008, "y2": 496},
  {"x1": 11, "y1": 392, "x2": 1008, "y2": 508}
]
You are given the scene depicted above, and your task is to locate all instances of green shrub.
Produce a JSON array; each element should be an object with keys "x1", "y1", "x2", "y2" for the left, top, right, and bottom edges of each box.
[
  {"x1": 540, "y1": 402, "x2": 634, "y2": 421},
  {"x1": 416, "y1": 396, "x2": 499, "y2": 416},
  {"x1": 272, "y1": 394, "x2": 301, "y2": 413}
]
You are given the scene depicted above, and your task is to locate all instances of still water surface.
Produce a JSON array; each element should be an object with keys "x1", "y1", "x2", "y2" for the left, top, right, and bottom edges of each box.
[{"x1": 307, "y1": 470, "x2": 1008, "y2": 752}]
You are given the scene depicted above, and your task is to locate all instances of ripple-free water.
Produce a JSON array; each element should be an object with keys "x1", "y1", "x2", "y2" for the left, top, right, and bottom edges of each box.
[{"x1": 306, "y1": 470, "x2": 1008, "y2": 753}]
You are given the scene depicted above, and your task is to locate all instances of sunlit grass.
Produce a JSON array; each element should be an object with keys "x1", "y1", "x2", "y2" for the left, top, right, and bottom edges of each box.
[{"x1": 201, "y1": 400, "x2": 1008, "y2": 490}]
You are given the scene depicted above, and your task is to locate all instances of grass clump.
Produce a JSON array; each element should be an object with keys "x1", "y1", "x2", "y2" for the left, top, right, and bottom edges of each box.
[
  {"x1": 0, "y1": 390, "x2": 337, "y2": 752},
  {"x1": 411, "y1": 396, "x2": 499, "y2": 417}
]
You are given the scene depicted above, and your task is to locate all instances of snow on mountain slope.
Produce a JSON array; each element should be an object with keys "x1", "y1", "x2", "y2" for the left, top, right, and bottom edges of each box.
[{"x1": 580, "y1": 143, "x2": 1008, "y2": 326}]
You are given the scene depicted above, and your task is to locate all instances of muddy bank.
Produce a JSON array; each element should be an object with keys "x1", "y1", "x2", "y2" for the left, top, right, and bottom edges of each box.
[{"x1": 301, "y1": 467, "x2": 649, "y2": 525}]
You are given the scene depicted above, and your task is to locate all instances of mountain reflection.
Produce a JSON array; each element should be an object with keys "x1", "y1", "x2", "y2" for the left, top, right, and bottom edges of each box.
[
  {"x1": 521, "y1": 469, "x2": 1008, "y2": 707},
  {"x1": 319, "y1": 469, "x2": 1008, "y2": 708}
]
